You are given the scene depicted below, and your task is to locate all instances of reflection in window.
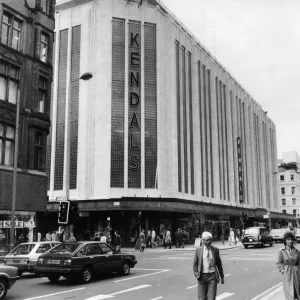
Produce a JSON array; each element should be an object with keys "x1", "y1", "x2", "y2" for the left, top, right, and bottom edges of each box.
[
  {"x1": 1, "y1": 13, "x2": 22, "y2": 51},
  {"x1": 40, "y1": 33, "x2": 48, "y2": 62}
]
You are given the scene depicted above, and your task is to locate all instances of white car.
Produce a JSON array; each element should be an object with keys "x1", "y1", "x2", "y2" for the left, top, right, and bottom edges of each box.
[{"x1": 4, "y1": 242, "x2": 60, "y2": 276}]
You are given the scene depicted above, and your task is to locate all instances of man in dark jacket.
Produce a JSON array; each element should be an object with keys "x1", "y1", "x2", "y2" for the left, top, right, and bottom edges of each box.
[{"x1": 193, "y1": 231, "x2": 224, "y2": 300}]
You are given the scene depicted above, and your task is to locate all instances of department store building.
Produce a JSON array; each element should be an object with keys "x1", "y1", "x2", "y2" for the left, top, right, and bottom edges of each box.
[{"x1": 45, "y1": 0, "x2": 294, "y2": 243}]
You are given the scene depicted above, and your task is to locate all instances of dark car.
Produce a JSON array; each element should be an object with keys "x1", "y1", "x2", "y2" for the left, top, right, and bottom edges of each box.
[
  {"x1": 35, "y1": 242, "x2": 137, "y2": 283},
  {"x1": 0, "y1": 265, "x2": 19, "y2": 300},
  {"x1": 242, "y1": 227, "x2": 273, "y2": 248}
]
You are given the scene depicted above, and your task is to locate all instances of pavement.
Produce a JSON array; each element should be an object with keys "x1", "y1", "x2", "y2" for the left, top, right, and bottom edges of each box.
[{"x1": 122, "y1": 240, "x2": 243, "y2": 252}]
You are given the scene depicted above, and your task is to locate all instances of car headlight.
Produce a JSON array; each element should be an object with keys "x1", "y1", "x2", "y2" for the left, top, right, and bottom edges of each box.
[
  {"x1": 37, "y1": 257, "x2": 44, "y2": 265},
  {"x1": 3, "y1": 258, "x2": 6, "y2": 265},
  {"x1": 63, "y1": 259, "x2": 72, "y2": 266}
]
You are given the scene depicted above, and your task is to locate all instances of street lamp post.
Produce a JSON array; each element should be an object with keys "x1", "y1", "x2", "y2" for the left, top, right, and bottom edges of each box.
[{"x1": 10, "y1": 90, "x2": 21, "y2": 250}]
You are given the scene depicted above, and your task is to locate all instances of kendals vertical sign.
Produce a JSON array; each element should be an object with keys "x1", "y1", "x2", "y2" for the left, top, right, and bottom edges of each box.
[
  {"x1": 128, "y1": 22, "x2": 141, "y2": 188},
  {"x1": 237, "y1": 137, "x2": 244, "y2": 203}
]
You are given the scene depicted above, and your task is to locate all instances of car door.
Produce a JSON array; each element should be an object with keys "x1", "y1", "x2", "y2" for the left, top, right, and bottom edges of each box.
[
  {"x1": 85, "y1": 243, "x2": 107, "y2": 275},
  {"x1": 99, "y1": 243, "x2": 120, "y2": 271}
]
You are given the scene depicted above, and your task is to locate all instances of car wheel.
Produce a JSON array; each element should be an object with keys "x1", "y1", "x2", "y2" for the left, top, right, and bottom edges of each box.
[
  {"x1": 119, "y1": 261, "x2": 131, "y2": 276},
  {"x1": 48, "y1": 275, "x2": 60, "y2": 283},
  {"x1": 243, "y1": 244, "x2": 248, "y2": 249},
  {"x1": 270, "y1": 242, "x2": 273, "y2": 247},
  {"x1": 261, "y1": 243, "x2": 265, "y2": 248},
  {"x1": 18, "y1": 270, "x2": 23, "y2": 277},
  {"x1": 0, "y1": 279, "x2": 7, "y2": 300},
  {"x1": 81, "y1": 267, "x2": 92, "y2": 283}
]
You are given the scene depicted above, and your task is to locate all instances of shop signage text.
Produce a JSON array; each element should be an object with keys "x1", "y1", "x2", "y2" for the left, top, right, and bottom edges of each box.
[
  {"x1": 129, "y1": 31, "x2": 140, "y2": 171},
  {"x1": 237, "y1": 137, "x2": 244, "y2": 204},
  {"x1": 0, "y1": 221, "x2": 36, "y2": 228}
]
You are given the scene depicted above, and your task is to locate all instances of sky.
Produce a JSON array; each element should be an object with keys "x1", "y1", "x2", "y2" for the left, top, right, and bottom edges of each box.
[{"x1": 161, "y1": 0, "x2": 300, "y2": 159}]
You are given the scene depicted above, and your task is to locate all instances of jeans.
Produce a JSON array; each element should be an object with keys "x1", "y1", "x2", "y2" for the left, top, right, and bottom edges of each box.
[{"x1": 198, "y1": 272, "x2": 217, "y2": 300}]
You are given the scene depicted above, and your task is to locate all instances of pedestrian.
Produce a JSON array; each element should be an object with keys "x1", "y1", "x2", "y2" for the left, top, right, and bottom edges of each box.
[
  {"x1": 139, "y1": 229, "x2": 146, "y2": 252},
  {"x1": 52, "y1": 230, "x2": 57, "y2": 242},
  {"x1": 164, "y1": 230, "x2": 172, "y2": 249},
  {"x1": 94, "y1": 233, "x2": 100, "y2": 241},
  {"x1": 277, "y1": 231, "x2": 300, "y2": 300},
  {"x1": 58, "y1": 229, "x2": 64, "y2": 242},
  {"x1": 229, "y1": 228, "x2": 235, "y2": 246},
  {"x1": 100, "y1": 233, "x2": 107, "y2": 243},
  {"x1": 68, "y1": 233, "x2": 76, "y2": 242},
  {"x1": 151, "y1": 228, "x2": 157, "y2": 248},
  {"x1": 114, "y1": 231, "x2": 122, "y2": 253},
  {"x1": 175, "y1": 228, "x2": 180, "y2": 248},
  {"x1": 179, "y1": 228, "x2": 184, "y2": 248},
  {"x1": 37, "y1": 232, "x2": 41, "y2": 242},
  {"x1": 83, "y1": 230, "x2": 90, "y2": 241},
  {"x1": 46, "y1": 231, "x2": 52, "y2": 241},
  {"x1": 193, "y1": 231, "x2": 225, "y2": 300},
  {"x1": 147, "y1": 230, "x2": 152, "y2": 248}
]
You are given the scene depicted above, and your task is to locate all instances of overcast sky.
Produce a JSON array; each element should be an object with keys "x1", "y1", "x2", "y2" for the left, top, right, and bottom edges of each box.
[{"x1": 162, "y1": 0, "x2": 300, "y2": 159}]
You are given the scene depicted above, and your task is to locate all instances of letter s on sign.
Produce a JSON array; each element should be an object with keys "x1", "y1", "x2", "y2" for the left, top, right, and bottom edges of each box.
[{"x1": 130, "y1": 155, "x2": 140, "y2": 170}]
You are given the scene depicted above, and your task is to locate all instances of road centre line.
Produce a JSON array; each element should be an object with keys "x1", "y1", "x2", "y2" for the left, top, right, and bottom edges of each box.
[
  {"x1": 225, "y1": 274, "x2": 231, "y2": 277},
  {"x1": 250, "y1": 282, "x2": 283, "y2": 300},
  {"x1": 23, "y1": 288, "x2": 86, "y2": 300},
  {"x1": 150, "y1": 297, "x2": 163, "y2": 300},
  {"x1": 186, "y1": 285, "x2": 197, "y2": 289},
  {"x1": 135, "y1": 268, "x2": 168, "y2": 271},
  {"x1": 84, "y1": 285, "x2": 152, "y2": 300},
  {"x1": 216, "y1": 293, "x2": 235, "y2": 300},
  {"x1": 113, "y1": 269, "x2": 171, "y2": 283}
]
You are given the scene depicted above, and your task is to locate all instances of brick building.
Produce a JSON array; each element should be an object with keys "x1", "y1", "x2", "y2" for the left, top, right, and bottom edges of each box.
[{"x1": 0, "y1": 0, "x2": 55, "y2": 250}]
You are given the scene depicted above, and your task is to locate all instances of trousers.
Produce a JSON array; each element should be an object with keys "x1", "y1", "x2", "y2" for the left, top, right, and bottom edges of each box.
[{"x1": 197, "y1": 272, "x2": 217, "y2": 300}]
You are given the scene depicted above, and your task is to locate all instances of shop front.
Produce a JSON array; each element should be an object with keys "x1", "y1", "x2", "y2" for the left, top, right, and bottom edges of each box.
[{"x1": 0, "y1": 211, "x2": 36, "y2": 255}]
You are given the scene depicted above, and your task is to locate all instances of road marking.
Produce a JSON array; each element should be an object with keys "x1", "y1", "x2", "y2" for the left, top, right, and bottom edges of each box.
[
  {"x1": 250, "y1": 282, "x2": 283, "y2": 300},
  {"x1": 113, "y1": 269, "x2": 171, "y2": 283},
  {"x1": 135, "y1": 268, "x2": 167, "y2": 271},
  {"x1": 186, "y1": 284, "x2": 197, "y2": 289},
  {"x1": 23, "y1": 288, "x2": 86, "y2": 300},
  {"x1": 150, "y1": 297, "x2": 163, "y2": 300},
  {"x1": 216, "y1": 293, "x2": 234, "y2": 300},
  {"x1": 225, "y1": 274, "x2": 231, "y2": 277},
  {"x1": 84, "y1": 285, "x2": 152, "y2": 300}
]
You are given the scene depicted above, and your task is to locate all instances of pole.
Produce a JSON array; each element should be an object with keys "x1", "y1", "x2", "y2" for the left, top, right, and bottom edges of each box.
[{"x1": 10, "y1": 90, "x2": 20, "y2": 250}]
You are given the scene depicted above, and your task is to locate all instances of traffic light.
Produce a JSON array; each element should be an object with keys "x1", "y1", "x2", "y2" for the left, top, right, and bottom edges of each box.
[
  {"x1": 58, "y1": 201, "x2": 70, "y2": 224},
  {"x1": 69, "y1": 202, "x2": 79, "y2": 224}
]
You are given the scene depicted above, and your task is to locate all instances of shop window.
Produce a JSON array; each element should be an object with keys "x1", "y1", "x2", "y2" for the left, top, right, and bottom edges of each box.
[
  {"x1": 280, "y1": 175, "x2": 284, "y2": 181},
  {"x1": 281, "y1": 187, "x2": 285, "y2": 195},
  {"x1": 291, "y1": 175, "x2": 295, "y2": 181},
  {"x1": 282, "y1": 210, "x2": 286, "y2": 214},
  {"x1": 0, "y1": 60, "x2": 20, "y2": 104},
  {"x1": 34, "y1": 132, "x2": 44, "y2": 171},
  {"x1": 40, "y1": 32, "x2": 48, "y2": 62},
  {"x1": 40, "y1": 0, "x2": 49, "y2": 13},
  {"x1": 282, "y1": 199, "x2": 286, "y2": 206},
  {"x1": 38, "y1": 76, "x2": 47, "y2": 112},
  {"x1": 0, "y1": 123, "x2": 15, "y2": 166},
  {"x1": 292, "y1": 187, "x2": 296, "y2": 195},
  {"x1": 293, "y1": 209, "x2": 297, "y2": 216},
  {"x1": 292, "y1": 198, "x2": 296, "y2": 205},
  {"x1": 1, "y1": 13, "x2": 22, "y2": 51}
]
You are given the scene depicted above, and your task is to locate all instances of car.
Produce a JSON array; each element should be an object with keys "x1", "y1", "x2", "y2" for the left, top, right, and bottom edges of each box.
[
  {"x1": 4, "y1": 242, "x2": 60, "y2": 276},
  {"x1": 0, "y1": 265, "x2": 19, "y2": 300},
  {"x1": 242, "y1": 226, "x2": 273, "y2": 248},
  {"x1": 35, "y1": 242, "x2": 137, "y2": 283},
  {"x1": 294, "y1": 229, "x2": 300, "y2": 242},
  {"x1": 270, "y1": 229, "x2": 286, "y2": 243}
]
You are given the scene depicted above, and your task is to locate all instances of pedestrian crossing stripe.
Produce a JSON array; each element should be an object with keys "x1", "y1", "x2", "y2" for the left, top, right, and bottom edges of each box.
[{"x1": 216, "y1": 293, "x2": 234, "y2": 300}]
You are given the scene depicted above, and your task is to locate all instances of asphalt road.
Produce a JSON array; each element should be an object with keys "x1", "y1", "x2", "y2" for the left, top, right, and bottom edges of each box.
[{"x1": 6, "y1": 243, "x2": 287, "y2": 300}]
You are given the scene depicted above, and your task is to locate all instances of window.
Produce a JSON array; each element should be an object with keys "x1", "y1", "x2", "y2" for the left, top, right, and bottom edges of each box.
[
  {"x1": 40, "y1": 0, "x2": 49, "y2": 13},
  {"x1": 292, "y1": 198, "x2": 296, "y2": 205},
  {"x1": 0, "y1": 60, "x2": 20, "y2": 104},
  {"x1": 34, "y1": 132, "x2": 43, "y2": 170},
  {"x1": 0, "y1": 123, "x2": 15, "y2": 166},
  {"x1": 282, "y1": 210, "x2": 286, "y2": 214},
  {"x1": 99, "y1": 244, "x2": 113, "y2": 254},
  {"x1": 40, "y1": 33, "x2": 48, "y2": 62},
  {"x1": 291, "y1": 175, "x2": 295, "y2": 181},
  {"x1": 86, "y1": 243, "x2": 102, "y2": 256},
  {"x1": 280, "y1": 175, "x2": 284, "y2": 181},
  {"x1": 1, "y1": 13, "x2": 22, "y2": 51},
  {"x1": 281, "y1": 187, "x2": 285, "y2": 195},
  {"x1": 38, "y1": 76, "x2": 47, "y2": 112},
  {"x1": 292, "y1": 187, "x2": 296, "y2": 195},
  {"x1": 293, "y1": 209, "x2": 297, "y2": 216},
  {"x1": 282, "y1": 199, "x2": 286, "y2": 206},
  {"x1": 36, "y1": 243, "x2": 51, "y2": 253}
]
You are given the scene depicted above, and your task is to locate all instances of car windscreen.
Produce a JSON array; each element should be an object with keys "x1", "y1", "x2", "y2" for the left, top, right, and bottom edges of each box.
[
  {"x1": 9, "y1": 244, "x2": 35, "y2": 255},
  {"x1": 270, "y1": 229, "x2": 283, "y2": 234},
  {"x1": 244, "y1": 228, "x2": 259, "y2": 235},
  {"x1": 49, "y1": 243, "x2": 81, "y2": 254}
]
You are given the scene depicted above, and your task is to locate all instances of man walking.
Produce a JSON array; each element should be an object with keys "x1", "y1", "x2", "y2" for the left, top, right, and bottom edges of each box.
[
  {"x1": 114, "y1": 231, "x2": 122, "y2": 253},
  {"x1": 193, "y1": 231, "x2": 225, "y2": 300},
  {"x1": 139, "y1": 229, "x2": 146, "y2": 252}
]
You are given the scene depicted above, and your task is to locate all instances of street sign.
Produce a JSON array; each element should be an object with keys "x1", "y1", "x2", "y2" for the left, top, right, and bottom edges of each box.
[{"x1": 56, "y1": 196, "x2": 68, "y2": 201}]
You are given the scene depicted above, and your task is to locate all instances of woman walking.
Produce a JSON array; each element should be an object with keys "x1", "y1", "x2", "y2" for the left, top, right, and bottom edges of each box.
[{"x1": 277, "y1": 232, "x2": 300, "y2": 300}]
